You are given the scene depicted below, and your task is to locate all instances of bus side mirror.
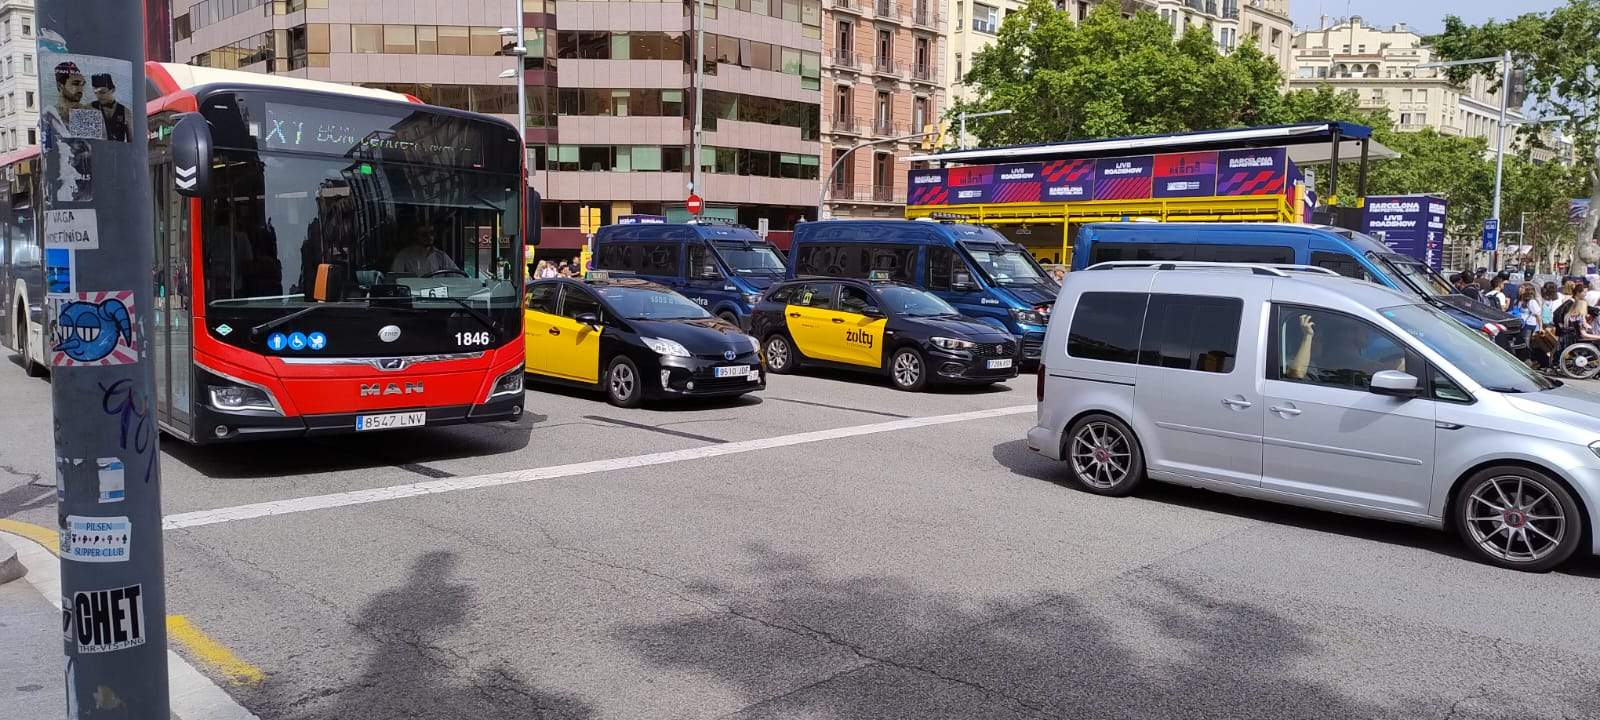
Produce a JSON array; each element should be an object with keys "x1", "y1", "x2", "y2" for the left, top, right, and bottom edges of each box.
[
  {"x1": 526, "y1": 187, "x2": 543, "y2": 246},
  {"x1": 952, "y1": 271, "x2": 976, "y2": 291},
  {"x1": 171, "y1": 113, "x2": 213, "y2": 198}
]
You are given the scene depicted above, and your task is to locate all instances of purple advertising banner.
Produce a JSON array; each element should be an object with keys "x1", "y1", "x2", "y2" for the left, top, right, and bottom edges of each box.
[
  {"x1": 1364, "y1": 194, "x2": 1447, "y2": 271},
  {"x1": 907, "y1": 168, "x2": 948, "y2": 206},
  {"x1": 1094, "y1": 156, "x2": 1154, "y2": 201},
  {"x1": 1041, "y1": 159, "x2": 1095, "y2": 201},
  {"x1": 1216, "y1": 148, "x2": 1287, "y2": 196},
  {"x1": 1152, "y1": 152, "x2": 1219, "y2": 198},
  {"x1": 991, "y1": 163, "x2": 1045, "y2": 203}
]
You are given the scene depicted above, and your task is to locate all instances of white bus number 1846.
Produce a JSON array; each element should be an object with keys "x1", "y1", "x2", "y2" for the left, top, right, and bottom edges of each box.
[{"x1": 455, "y1": 331, "x2": 492, "y2": 347}]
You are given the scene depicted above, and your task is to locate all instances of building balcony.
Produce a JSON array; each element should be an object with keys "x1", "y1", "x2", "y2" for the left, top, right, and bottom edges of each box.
[
  {"x1": 911, "y1": 4, "x2": 943, "y2": 29},
  {"x1": 874, "y1": 0, "x2": 900, "y2": 20},
  {"x1": 871, "y1": 184, "x2": 902, "y2": 203},
  {"x1": 830, "y1": 50, "x2": 862, "y2": 70},
  {"x1": 830, "y1": 0, "x2": 862, "y2": 13},
  {"x1": 829, "y1": 184, "x2": 906, "y2": 204},
  {"x1": 829, "y1": 114, "x2": 865, "y2": 135},
  {"x1": 873, "y1": 56, "x2": 900, "y2": 77},
  {"x1": 910, "y1": 62, "x2": 939, "y2": 84},
  {"x1": 872, "y1": 118, "x2": 906, "y2": 137}
]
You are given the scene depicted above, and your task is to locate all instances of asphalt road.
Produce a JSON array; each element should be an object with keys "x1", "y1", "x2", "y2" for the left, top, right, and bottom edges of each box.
[{"x1": 3, "y1": 356, "x2": 1600, "y2": 720}]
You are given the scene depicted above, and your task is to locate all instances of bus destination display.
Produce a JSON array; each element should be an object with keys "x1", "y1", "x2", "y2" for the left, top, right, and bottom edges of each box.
[{"x1": 262, "y1": 103, "x2": 487, "y2": 167}]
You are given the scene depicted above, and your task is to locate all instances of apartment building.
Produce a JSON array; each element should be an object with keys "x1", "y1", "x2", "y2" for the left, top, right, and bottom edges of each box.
[
  {"x1": 0, "y1": 0, "x2": 36, "y2": 153},
  {"x1": 170, "y1": 0, "x2": 824, "y2": 246},
  {"x1": 820, "y1": 0, "x2": 945, "y2": 217},
  {"x1": 1147, "y1": 0, "x2": 1291, "y2": 76},
  {"x1": 1289, "y1": 18, "x2": 1527, "y2": 145}
]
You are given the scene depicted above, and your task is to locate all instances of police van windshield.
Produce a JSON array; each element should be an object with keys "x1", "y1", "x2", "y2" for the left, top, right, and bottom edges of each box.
[
  {"x1": 1373, "y1": 253, "x2": 1454, "y2": 298},
  {"x1": 961, "y1": 243, "x2": 1051, "y2": 289},
  {"x1": 878, "y1": 286, "x2": 960, "y2": 317},
  {"x1": 597, "y1": 286, "x2": 712, "y2": 321},
  {"x1": 712, "y1": 242, "x2": 787, "y2": 275}
]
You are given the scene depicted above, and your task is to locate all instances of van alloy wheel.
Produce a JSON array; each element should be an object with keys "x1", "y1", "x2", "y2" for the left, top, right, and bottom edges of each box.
[
  {"x1": 1070, "y1": 421, "x2": 1132, "y2": 490},
  {"x1": 1463, "y1": 475, "x2": 1569, "y2": 565}
]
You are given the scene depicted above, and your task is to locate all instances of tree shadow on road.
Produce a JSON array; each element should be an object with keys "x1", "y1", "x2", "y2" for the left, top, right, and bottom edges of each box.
[
  {"x1": 162, "y1": 413, "x2": 540, "y2": 480},
  {"x1": 616, "y1": 543, "x2": 1385, "y2": 719},
  {"x1": 255, "y1": 550, "x2": 593, "y2": 720},
  {"x1": 989, "y1": 439, "x2": 1600, "y2": 578}
]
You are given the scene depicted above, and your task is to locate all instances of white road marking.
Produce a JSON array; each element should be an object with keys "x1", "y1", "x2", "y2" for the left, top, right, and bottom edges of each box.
[
  {"x1": 1, "y1": 531, "x2": 261, "y2": 720},
  {"x1": 164, "y1": 404, "x2": 1035, "y2": 530}
]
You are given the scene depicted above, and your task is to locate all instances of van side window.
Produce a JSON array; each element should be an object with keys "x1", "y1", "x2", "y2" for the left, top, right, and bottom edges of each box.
[
  {"x1": 687, "y1": 243, "x2": 719, "y2": 280},
  {"x1": 1311, "y1": 251, "x2": 1374, "y2": 282},
  {"x1": 641, "y1": 243, "x2": 679, "y2": 275},
  {"x1": 926, "y1": 247, "x2": 955, "y2": 290},
  {"x1": 1139, "y1": 294, "x2": 1243, "y2": 373},
  {"x1": 1066, "y1": 292, "x2": 1148, "y2": 364},
  {"x1": 1270, "y1": 306, "x2": 1409, "y2": 391},
  {"x1": 796, "y1": 244, "x2": 915, "y2": 282},
  {"x1": 595, "y1": 243, "x2": 639, "y2": 272},
  {"x1": 1089, "y1": 242, "x2": 1293, "y2": 265}
]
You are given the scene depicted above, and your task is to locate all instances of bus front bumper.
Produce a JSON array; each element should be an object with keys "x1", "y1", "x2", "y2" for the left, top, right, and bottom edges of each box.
[{"x1": 190, "y1": 394, "x2": 524, "y2": 443}]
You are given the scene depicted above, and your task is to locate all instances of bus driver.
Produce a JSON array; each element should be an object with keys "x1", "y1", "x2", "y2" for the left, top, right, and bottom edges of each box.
[{"x1": 389, "y1": 224, "x2": 460, "y2": 276}]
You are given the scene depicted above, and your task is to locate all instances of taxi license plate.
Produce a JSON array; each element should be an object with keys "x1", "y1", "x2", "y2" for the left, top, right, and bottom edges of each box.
[
  {"x1": 987, "y1": 358, "x2": 1014, "y2": 370},
  {"x1": 714, "y1": 365, "x2": 750, "y2": 378},
  {"x1": 355, "y1": 411, "x2": 427, "y2": 432}
]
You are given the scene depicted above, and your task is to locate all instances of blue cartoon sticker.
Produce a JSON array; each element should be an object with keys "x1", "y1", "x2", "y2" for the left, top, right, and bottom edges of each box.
[
  {"x1": 267, "y1": 333, "x2": 287, "y2": 351},
  {"x1": 51, "y1": 292, "x2": 135, "y2": 366},
  {"x1": 308, "y1": 332, "x2": 327, "y2": 351}
]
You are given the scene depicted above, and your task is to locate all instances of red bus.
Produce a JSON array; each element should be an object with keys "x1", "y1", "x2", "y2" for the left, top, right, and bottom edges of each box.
[{"x1": 24, "y1": 63, "x2": 528, "y2": 443}]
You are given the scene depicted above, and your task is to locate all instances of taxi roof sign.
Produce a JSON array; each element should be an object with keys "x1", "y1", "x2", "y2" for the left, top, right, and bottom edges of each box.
[
  {"x1": 587, "y1": 270, "x2": 610, "y2": 281},
  {"x1": 867, "y1": 270, "x2": 894, "y2": 282}
]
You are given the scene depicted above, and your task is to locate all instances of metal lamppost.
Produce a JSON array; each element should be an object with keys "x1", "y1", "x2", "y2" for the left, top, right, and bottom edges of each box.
[
  {"x1": 497, "y1": 23, "x2": 528, "y2": 160},
  {"x1": 956, "y1": 108, "x2": 1013, "y2": 150},
  {"x1": 1416, "y1": 51, "x2": 1513, "y2": 270},
  {"x1": 818, "y1": 131, "x2": 936, "y2": 219}
]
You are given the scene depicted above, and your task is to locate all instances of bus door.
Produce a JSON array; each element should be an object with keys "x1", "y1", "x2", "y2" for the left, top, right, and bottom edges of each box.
[{"x1": 149, "y1": 157, "x2": 194, "y2": 437}]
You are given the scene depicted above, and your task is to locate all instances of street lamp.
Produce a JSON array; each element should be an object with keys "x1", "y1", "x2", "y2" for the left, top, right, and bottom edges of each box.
[
  {"x1": 1415, "y1": 51, "x2": 1513, "y2": 270},
  {"x1": 497, "y1": 24, "x2": 528, "y2": 167},
  {"x1": 818, "y1": 131, "x2": 937, "y2": 220},
  {"x1": 956, "y1": 108, "x2": 1013, "y2": 150}
]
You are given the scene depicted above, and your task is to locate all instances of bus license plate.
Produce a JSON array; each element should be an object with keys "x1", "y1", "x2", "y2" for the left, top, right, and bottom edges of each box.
[
  {"x1": 714, "y1": 365, "x2": 750, "y2": 378},
  {"x1": 356, "y1": 411, "x2": 427, "y2": 432},
  {"x1": 987, "y1": 358, "x2": 1014, "y2": 370}
]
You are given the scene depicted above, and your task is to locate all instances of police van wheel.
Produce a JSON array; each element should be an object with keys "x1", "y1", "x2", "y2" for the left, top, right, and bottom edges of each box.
[
  {"x1": 605, "y1": 357, "x2": 645, "y2": 408},
  {"x1": 717, "y1": 311, "x2": 740, "y2": 327},
  {"x1": 764, "y1": 335, "x2": 797, "y2": 374},
  {"x1": 889, "y1": 347, "x2": 927, "y2": 392}
]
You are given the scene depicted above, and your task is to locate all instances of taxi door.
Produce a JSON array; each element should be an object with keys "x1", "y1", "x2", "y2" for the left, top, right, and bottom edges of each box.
[
  {"x1": 546, "y1": 285, "x2": 604, "y2": 384},
  {"x1": 522, "y1": 283, "x2": 563, "y2": 376},
  {"x1": 786, "y1": 282, "x2": 843, "y2": 363},
  {"x1": 829, "y1": 285, "x2": 889, "y2": 368}
]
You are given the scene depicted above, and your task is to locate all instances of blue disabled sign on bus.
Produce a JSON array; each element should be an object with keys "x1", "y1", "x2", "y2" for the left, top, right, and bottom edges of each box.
[{"x1": 1482, "y1": 218, "x2": 1499, "y2": 251}]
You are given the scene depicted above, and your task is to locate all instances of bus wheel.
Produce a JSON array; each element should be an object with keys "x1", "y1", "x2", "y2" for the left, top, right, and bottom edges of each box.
[
  {"x1": 18, "y1": 315, "x2": 44, "y2": 378},
  {"x1": 605, "y1": 356, "x2": 645, "y2": 408}
]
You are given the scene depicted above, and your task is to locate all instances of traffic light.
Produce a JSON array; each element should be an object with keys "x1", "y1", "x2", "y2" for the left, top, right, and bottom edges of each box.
[
  {"x1": 920, "y1": 121, "x2": 948, "y2": 151},
  {"x1": 579, "y1": 206, "x2": 601, "y2": 235}
]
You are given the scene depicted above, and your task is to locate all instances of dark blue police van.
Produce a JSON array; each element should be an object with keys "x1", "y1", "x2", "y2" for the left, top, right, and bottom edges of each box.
[
  {"x1": 790, "y1": 219, "x2": 1059, "y2": 361},
  {"x1": 1072, "y1": 222, "x2": 1523, "y2": 347},
  {"x1": 591, "y1": 220, "x2": 789, "y2": 328}
]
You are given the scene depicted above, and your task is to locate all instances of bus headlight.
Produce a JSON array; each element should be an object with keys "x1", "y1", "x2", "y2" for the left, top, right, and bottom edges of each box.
[
  {"x1": 642, "y1": 337, "x2": 692, "y2": 357},
  {"x1": 208, "y1": 384, "x2": 280, "y2": 414},
  {"x1": 488, "y1": 367, "x2": 524, "y2": 399}
]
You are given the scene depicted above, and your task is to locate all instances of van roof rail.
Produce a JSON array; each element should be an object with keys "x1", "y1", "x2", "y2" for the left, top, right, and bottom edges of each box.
[{"x1": 1083, "y1": 261, "x2": 1340, "y2": 278}]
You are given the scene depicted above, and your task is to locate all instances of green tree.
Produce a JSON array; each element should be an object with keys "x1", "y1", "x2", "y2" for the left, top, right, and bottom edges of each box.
[
  {"x1": 953, "y1": 0, "x2": 1286, "y2": 145},
  {"x1": 1433, "y1": 0, "x2": 1600, "y2": 269},
  {"x1": 1364, "y1": 129, "x2": 1496, "y2": 242}
]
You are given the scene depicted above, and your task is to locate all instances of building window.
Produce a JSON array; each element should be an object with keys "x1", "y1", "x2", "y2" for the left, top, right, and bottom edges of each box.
[
  {"x1": 954, "y1": 52, "x2": 963, "y2": 82},
  {"x1": 873, "y1": 151, "x2": 894, "y2": 200},
  {"x1": 352, "y1": 24, "x2": 382, "y2": 53},
  {"x1": 383, "y1": 25, "x2": 416, "y2": 54},
  {"x1": 876, "y1": 29, "x2": 891, "y2": 67},
  {"x1": 20, "y1": 16, "x2": 29, "y2": 36},
  {"x1": 834, "y1": 84, "x2": 851, "y2": 121},
  {"x1": 24, "y1": 90, "x2": 33, "y2": 108},
  {"x1": 1399, "y1": 112, "x2": 1412, "y2": 125},
  {"x1": 1401, "y1": 89, "x2": 1412, "y2": 102},
  {"x1": 439, "y1": 26, "x2": 470, "y2": 55},
  {"x1": 875, "y1": 90, "x2": 891, "y2": 132},
  {"x1": 26, "y1": 127, "x2": 34, "y2": 145},
  {"x1": 836, "y1": 20, "x2": 852, "y2": 60},
  {"x1": 972, "y1": 3, "x2": 998, "y2": 33},
  {"x1": 1417, "y1": 89, "x2": 1427, "y2": 102},
  {"x1": 955, "y1": 1, "x2": 963, "y2": 32},
  {"x1": 912, "y1": 96, "x2": 928, "y2": 131}
]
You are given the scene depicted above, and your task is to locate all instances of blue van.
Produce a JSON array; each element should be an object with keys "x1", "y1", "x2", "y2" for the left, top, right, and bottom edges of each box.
[
  {"x1": 1072, "y1": 222, "x2": 1523, "y2": 346},
  {"x1": 789, "y1": 219, "x2": 1059, "y2": 361},
  {"x1": 592, "y1": 221, "x2": 789, "y2": 327}
]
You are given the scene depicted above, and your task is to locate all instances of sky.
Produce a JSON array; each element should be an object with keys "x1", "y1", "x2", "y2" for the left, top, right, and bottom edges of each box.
[{"x1": 1289, "y1": 0, "x2": 1566, "y2": 35}]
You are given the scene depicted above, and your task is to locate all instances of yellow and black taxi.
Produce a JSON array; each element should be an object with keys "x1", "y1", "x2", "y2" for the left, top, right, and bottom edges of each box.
[
  {"x1": 523, "y1": 273, "x2": 765, "y2": 407},
  {"x1": 750, "y1": 273, "x2": 1021, "y2": 391}
]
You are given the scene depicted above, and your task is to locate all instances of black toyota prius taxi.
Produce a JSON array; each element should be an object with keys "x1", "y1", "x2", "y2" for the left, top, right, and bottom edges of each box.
[
  {"x1": 523, "y1": 274, "x2": 765, "y2": 407},
  {"x1": 749, "y1": 273, "x2": 1021, "y2": 391}
]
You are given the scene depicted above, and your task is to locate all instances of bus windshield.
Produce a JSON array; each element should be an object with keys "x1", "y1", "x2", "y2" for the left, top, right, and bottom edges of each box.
[
  {"x1": 961, "y1": 243, "x2": 1052, "y2": 289},
  {"x1": 712, "y1": 242, "x2": 787, "y2": 275},
  {"x1": 203, "y1": 151, "x2": 522, "y2": 312}
]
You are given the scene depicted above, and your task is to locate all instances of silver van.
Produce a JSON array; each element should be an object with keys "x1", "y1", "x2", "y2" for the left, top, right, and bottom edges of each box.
[{"x1": 1027, "y1": 262, "x2": 1600, "y2": 572}]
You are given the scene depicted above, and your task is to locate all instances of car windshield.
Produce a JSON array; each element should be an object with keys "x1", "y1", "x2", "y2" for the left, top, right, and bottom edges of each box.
[
  {"x1": 204, "y1": 152, "x2": 522, "y2": 310},
  {"x1": 961, "y1": 244, "x2": 1051, "y2": 288},
  {"x1": 712, "y1": 242, "x2": 787, "y2": 274},
  {"x1": 596, "y1": 285, "x2": 712, "y2": 320},
  {"x1": 877, "y1": 286, "x2": 960, "y2": 317},
  {"x1": 1374, "y1": 253, "x2": 1454, "y2": 298},
  {"x1": 1379, "y1": 304, "x2": 1554, "y2": 393}
]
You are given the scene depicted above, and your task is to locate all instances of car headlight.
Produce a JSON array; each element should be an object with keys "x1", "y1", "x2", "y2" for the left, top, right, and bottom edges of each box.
[
  {"x1": 208, "y1": 384, "x2": 280, "y2": 414},
  {"x1": 642, "y1": 336, "x2": 692, "y2": 357},
  {"x1": 930, "y1": 336, "x2": 975, "y2": 351},
  {"x1": 1010, "y1": 307, "x2": 1048, "y2": 326},
  {"x1": 488, "y1": 367, "x2": 524, "y2": 399},
  {"x1": 744, "y1": 335, "x2": 761, "y2": 354}
]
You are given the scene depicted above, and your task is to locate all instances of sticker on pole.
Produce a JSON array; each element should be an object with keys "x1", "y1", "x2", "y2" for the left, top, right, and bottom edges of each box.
[
  {"x1": 68, "y1": 583, "x2": 146, "y2": 654},
  {"x1": 50, "y1": 291, "x2": 136, "y2": 366},
  {"x1": 96, "y1": 457, "x2": 124, "y2": 503},
  {"x1": 60, "y1": 515, "x2": 130, "y2": 563},
  {"x1": 44, "y1": 209, "x2": 98, "y2": 249},
  {"x1": 45, "y1": 248, "x2": 74, "y2": 295}
]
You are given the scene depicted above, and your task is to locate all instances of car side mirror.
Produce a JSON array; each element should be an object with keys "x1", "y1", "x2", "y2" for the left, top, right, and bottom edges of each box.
[
  {"x1": 575, "y1": 312, "x2": 600, "y2": 328},
  {"x1": 952, "y1": 272, "x2": 976, "y2": 292},
  {"x1": 1369, "y1": 370, "x2": 1419, "y2": 398},
  {"x1": 862, "y1": 305, "x2": 883, "y2": 317}
]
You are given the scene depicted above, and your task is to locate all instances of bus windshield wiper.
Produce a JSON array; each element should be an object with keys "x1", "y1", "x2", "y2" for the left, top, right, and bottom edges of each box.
[
  {"x1": 250, "y1": 305, "x2": 326, "y2": 340},
  {"x1": 429, "y1": 296, "x2": 501, "y2": 335}
]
